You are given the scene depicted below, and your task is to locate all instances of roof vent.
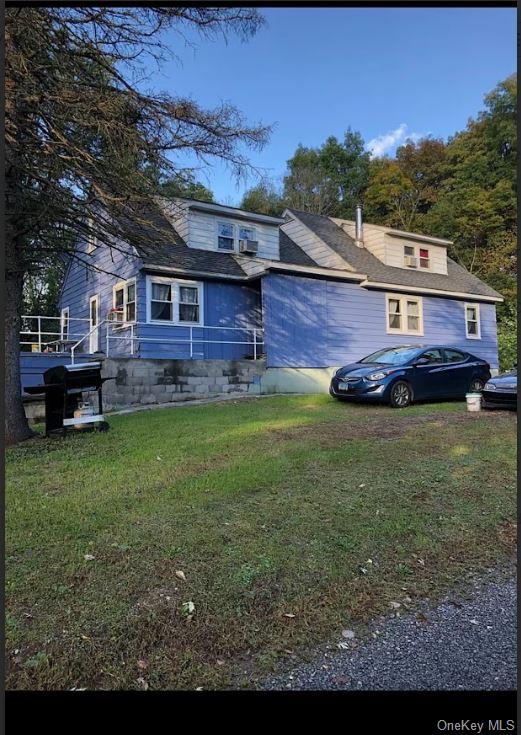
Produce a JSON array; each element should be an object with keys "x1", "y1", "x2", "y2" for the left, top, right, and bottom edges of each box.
[{"x1": 355, "y1": 204, "x2": 364, "y2": 248}]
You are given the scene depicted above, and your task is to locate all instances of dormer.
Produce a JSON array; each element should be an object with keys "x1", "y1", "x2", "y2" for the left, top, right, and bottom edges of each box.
[
  {"x1": 159, "y1": 197, "x2": 284, "y2": 261},
  {"x1": 331, "y1": 217, "x2": 450, "y2": 276}
]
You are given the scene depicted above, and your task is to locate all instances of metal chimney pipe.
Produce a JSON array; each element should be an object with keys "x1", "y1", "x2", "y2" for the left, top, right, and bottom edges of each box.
[{"x1": 355, "y1": 204, "x2": 364, "y2": 247}]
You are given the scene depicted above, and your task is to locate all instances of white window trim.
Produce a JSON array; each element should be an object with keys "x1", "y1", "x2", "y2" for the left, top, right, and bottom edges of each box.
[
  {"x1": 86, "y1": 217, "x2": 98, "y2": 254},
  {"x1": 60, "y1": 307, "x2": 70, "y2": 340},
  {"x1": 89, "y1": 294, "x2": 100, "y2": 353},
  {"x1": 464, "y1": 302, "x2": 481, "y2": 339},
  {"x1": 112, "y1": 278, "x2": 137, "y2": 329},
  {"x1": 403, "y1": 244, "x2": 430, "y2": 270},
  {"x1": 216, "y1": 219, "x2": 237, "y2": 252},
  {"x1": 385, "y1": 293, "x2": 424, "y2": 336},
  {"x1": 215, "y1": 219, "x2": 257, "y2": 253},
  {"x1": 146, "y1": 275, "x2": 204, "y2": 326}
]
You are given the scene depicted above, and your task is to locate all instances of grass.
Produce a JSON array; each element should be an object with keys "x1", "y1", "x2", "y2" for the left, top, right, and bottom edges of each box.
[{"x1": 5, "y1": 395, "x2": 516, "y2": 690}]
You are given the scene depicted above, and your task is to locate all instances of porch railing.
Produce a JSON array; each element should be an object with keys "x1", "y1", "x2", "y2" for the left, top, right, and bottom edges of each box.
[
  {"x1": 20, "y1": 315, "x2": 91, "y2": 353},
  {"x1": 20, "y1": 315, "x2": 264, "y2": 362},
  {"x1": 105, "y1": 322, "x2": 264, "y2": 361}
]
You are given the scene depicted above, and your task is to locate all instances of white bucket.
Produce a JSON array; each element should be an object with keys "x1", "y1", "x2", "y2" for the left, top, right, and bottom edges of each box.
[{"x1": 465, "y1": 393, "x2": 482, "y2": 412}]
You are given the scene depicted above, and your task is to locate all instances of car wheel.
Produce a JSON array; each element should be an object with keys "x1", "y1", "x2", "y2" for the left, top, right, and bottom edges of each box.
[
  {"x1": 390, "y1": 381, "x2": 412, "y2": 408},
  {"x1": 468, "y1": 377, "x2": 485, "y2": 393}
]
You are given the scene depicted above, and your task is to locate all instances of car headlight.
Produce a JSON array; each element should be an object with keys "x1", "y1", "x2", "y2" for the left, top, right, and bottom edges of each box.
[
  {"x1": 367, "y1": 370, "x2": 390, "y2": 381},
  {"x1": 485, "y1": 382, "x2": 496, "y2": 390}
]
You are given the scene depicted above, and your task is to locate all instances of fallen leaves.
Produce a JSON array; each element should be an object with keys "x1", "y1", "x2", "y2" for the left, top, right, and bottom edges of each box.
[{"x1": 175, "y1": 570, "x2": 186, "y2": 582}]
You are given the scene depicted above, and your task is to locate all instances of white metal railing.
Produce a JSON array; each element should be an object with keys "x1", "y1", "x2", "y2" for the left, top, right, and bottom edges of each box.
[
  {"x1": 20, "y1": 315, "x2": 264, "y2": 361},
  {"x1": 106, "y1": 321, "x2": 264, "y2": 360},
  {"x1": 20, "y1": 315, "x2": 91, "y2": 353},
  {"x1": 70, "y1": 319, "x2": 109, "y2": 364}
]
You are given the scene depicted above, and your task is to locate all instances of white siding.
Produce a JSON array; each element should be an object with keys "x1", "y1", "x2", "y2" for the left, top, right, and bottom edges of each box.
[
  {"x1": 385, "y1": 235, "x2": 448, "y2": 275},
  {"x1": 331, "y1": 219, "x2": 386, "y2": 262},
  {"x1": 159, "y1": 197, "x2": 190, "y2": 242},
  {"x1": 187, "y1": 209, "x2": 280, "y2": 260},
  {"x1": 281, "y1": 218, "x2": 351, "y2": 271},
  {"x1": 331, "y1": 216, "x2": 448, "y2": 275},
  {"x1": 233, "y1": 255, "x2": 269, "y2": 276}
]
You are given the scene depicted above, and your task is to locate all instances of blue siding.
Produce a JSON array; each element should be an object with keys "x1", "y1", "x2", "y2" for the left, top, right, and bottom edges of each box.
[
  {"x1": 59, "y1": 237, "x2": 141, "y2": 356},
  {"x1": 136, "y1": 278, "x2": 262, "y2": 360},
  {"x1": 262, "y1": 274, "x2": 499, "y2": 369}
]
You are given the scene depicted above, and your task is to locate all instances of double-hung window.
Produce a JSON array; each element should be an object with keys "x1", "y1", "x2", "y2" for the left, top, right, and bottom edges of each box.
[
  {"x1": 148, "y1": 278, "x2": 203, "y2": 325},
  {"x1": 113, "y1": 279, "x2": 137, "y2": 324},
  {"x1": 238, "y1": 226, "x2": 255, "y2": 243},
  {"x1": 217, "y1": 222, "x2": 235, "y2": 251},
  {"x1": 386, "y1": 294, "x2": 423, "y2": 335},
  {"x1": 179, "y1": 285, "x2": 200, "y2": 323},
  {"x1": 419, "y1": 248, "x2": 430, "y2": 268},
  {"x1": 465, "y1": 303, "x2": 481, "y2": 339}
]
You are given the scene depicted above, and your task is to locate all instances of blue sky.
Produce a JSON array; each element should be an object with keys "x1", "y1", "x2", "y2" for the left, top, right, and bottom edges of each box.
[{"x1": 143, "y1": 7, "x2": 516, "y2": 205}]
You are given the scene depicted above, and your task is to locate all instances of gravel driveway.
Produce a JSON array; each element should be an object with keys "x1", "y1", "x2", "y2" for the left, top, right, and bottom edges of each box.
[{"x1": 262, "y1": 567, "x2": 517, "y2": 690}]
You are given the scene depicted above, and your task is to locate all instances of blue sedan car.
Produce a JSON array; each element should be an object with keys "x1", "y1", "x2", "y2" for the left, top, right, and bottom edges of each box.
[{"x1": 329, "y1": 345, "x2": 491, "y2": 408}]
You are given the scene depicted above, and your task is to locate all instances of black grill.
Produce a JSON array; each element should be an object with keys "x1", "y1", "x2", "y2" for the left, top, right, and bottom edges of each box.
[{"x1": 25, "y1": 362, "x2": 113, "y2": 436}]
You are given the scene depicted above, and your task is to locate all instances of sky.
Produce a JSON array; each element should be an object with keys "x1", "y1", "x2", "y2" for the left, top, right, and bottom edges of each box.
[{"x1": 141, "y1": 7, "x2": 516, "y2": 206}]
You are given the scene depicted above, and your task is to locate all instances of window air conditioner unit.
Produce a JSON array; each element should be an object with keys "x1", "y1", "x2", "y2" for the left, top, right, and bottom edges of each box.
[
  {"x1": 239, "y1": 239, "x2": 259, "y2": 255},
  {"x1": 404, "y1": 255, "x2": 418, "y2": 268}
]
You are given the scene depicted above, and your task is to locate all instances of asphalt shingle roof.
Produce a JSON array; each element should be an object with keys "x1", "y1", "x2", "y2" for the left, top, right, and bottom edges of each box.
[
  {"x1": 127, "y1": 204, "x2": 316, "y2": 277},
  {"x1": 287, "y1": 209, "x2": 502, "y2": 299}
]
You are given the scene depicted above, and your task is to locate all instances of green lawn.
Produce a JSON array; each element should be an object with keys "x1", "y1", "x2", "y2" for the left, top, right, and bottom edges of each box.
[{"x1": 5, "y1": 395, "x2": 516, "y2": 690}]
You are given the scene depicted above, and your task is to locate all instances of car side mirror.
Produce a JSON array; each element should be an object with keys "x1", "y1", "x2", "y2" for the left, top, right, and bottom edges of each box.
[{"x1": 415, "y1": 357, "x2": 429, "y2": 366}]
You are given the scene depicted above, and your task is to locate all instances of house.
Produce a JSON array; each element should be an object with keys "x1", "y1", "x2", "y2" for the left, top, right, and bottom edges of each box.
[{"x1": 48, "y1": 197, "x2": 503, "y2": 396}]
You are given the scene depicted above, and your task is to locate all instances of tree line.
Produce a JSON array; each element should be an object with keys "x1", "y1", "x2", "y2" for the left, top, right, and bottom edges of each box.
[{"x1": 238, "y1": 75, "x2": 517, "y2": 369}]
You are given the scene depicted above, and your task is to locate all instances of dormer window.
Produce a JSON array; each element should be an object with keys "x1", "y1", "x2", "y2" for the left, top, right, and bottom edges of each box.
[
  {"x1": 419, "y1": 248, "x2": 430, "y2": 268},
  {"x1": 403, "y1": 245, "x2": 430, "y2": 269},
  {"x1": 216, "y1": 221, "x2": 257, "y2": 252},
  {"x1": 217, "y1": 222, "x2": 235, "y2": 251}
]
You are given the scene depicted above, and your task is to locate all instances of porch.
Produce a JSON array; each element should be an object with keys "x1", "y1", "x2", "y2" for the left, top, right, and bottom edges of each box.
[{"x1": 19, "y1": 314, "x2": 265, "y2": 393}]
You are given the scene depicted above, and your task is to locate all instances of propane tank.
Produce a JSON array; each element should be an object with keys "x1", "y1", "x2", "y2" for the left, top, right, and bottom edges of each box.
[{"x1": 73, "y1": 401, "x2": 94, "y2": 430}]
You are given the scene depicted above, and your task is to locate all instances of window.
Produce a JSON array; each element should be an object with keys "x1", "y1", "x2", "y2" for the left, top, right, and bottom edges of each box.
[
  {"x1": 419, "y1": 248, "x2": 430, "y2": 268},
  {"x1": 150, "y1": 282, "x2": 173, "y2": 321},
  {"x1": 113, "y1": 279, "x2": 137, "y2": 324},
  {"x1": 386, "y1": 294, "x2": 423, "y2": 335},
  {"x1": 217, "y1": 222, "x2": 235, "y2": 251},
  {"x1": 60, "y1": 307, "x2": 70, "y2": 340},
  {"x1": 147, "y1": 277, "x2": 203, "y2": 325},
  {"x1": 444, "y1": 349, "x2": 465, "y2": 363},
  {"x1": 418, "y1": 348, "x2": 443, "y2": 364},
  {"x1": 86, "y1": 217, "x2": 97, "y2": 253},
  {"x1": 178, "y1": 285, "x2": 200, "y2": 323},
  {"x1": 465, "y1": 303, "x2": 481, "y2": 339},
  {"x1": 403, "y1": 245, "x2": 430, "y2": 269},
  {"x1": 239, "y1": 226, "x2": 255, "y2": 242}
]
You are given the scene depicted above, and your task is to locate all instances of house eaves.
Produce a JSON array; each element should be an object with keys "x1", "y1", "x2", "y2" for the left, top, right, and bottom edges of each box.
[
  {"x1": 359, "y1": 280, "x2": 504, "y2": 303},
  {"x1": 183, "y1": 198, "x2": 286, "y2": 226}
]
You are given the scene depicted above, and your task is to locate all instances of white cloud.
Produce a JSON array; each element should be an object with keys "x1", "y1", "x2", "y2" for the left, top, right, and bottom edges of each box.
[{"x1": 367, "y1": 124, "x2": 428, "y2": 158}]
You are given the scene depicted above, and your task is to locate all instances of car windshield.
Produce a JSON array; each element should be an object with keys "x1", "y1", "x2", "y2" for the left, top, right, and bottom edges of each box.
[{"x1": 360, "y1": 347, "x2": 420, "y2": 365}]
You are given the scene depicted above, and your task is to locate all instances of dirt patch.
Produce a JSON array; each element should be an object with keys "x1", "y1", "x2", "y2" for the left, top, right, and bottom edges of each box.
[{"x1": 271, "y1": 409, "x2": 515, "y2": 448}]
